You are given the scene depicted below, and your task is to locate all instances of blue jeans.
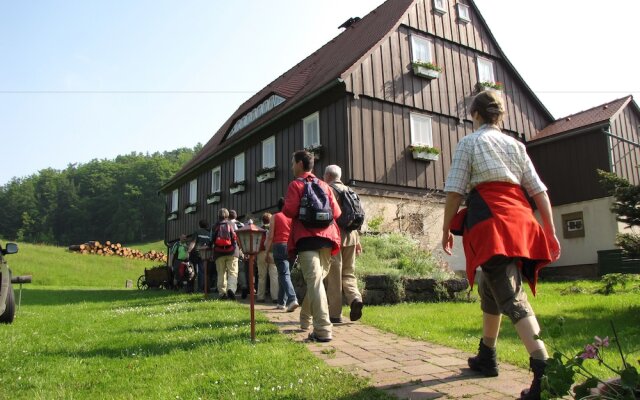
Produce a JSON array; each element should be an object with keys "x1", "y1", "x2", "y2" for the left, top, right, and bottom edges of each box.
[{"x1": 273, "y1": 243, "x2": 297, "y2": 306}]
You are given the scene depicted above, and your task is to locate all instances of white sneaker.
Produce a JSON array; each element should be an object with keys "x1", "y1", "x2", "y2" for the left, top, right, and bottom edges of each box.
[
  {"x1": 276, "y1": 304, "x2": 285, "y2": 310},
  {"x1": 286, "y1": 301, "x2": 299, "y2": 313}
]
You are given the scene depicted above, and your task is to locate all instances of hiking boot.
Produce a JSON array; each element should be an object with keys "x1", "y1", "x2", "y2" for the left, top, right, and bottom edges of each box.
[
  {"x1": 330, "y1": 317, "x2": 343, "y2": 324},
  {"x1": 307, "y1": 332, "x2": 332, "y2": 343},
  {"x1": 349, "y1": 299, "x2": 363, "y2": 321},
  {"x1": 468, "y1": 339, "x2": 499, "y2": 377},
  {"x1": 520, "y1": 358, "x2": 547, "y2": 400},
  {"x1": 227, "y1": 289, "x2": 236, "y2": 301}
]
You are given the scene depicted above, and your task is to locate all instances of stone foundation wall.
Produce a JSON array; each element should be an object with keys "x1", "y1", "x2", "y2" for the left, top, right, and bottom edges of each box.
[{"x1": 291, "y1": 268, "x2": 469, "y2": 305}]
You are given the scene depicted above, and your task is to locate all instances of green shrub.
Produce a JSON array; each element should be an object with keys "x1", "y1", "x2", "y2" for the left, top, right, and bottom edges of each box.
[
  {"x1": 615, "y1": 233, "x2": 640, "y2": 257},
  {"x1": 358, "y1": 233, "x2": 452, "y2": 279},
  {"x1": 367, "y1": 215, "x2": 384, "y2": 231}
]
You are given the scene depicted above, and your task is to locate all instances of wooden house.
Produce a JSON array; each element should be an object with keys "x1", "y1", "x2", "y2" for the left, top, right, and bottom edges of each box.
[
  {"x1": 527, "y1": 96, "x2": 640, "y2": 276},
  {"x1": 160, "y1": 0, "x2": 638, "y2": 273},
  {"x1": 160, "y1": 0, "x2": 553, "y2": 246}
]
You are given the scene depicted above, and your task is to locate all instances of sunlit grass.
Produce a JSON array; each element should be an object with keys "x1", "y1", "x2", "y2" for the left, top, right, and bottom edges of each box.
[{"x1": 358, "y1": 281, "x2": 640, "y2": 380}]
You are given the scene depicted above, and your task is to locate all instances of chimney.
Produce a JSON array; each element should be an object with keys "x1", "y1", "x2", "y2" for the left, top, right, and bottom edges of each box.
[{"x1": 338, "y1": 17, "x2": 361, "y2": 29}]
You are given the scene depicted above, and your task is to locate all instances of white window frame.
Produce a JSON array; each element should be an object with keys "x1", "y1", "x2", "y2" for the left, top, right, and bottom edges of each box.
[
  {"x1": 303, "y1": 112, "x2": 320, "y2": 149},
  {"x1": 433, "y1": 0, "x2": 447, "y2": 13},
  {"x1": 234, "y1": 153, "x2": 245, "y2": 183},
  {"x1": 171, "y1": 189, "x2": 178, "y2": 212},
  {"x1": 410, "y1": 35, "x2": 434, "y2": 64},
  {"x1": 262, "y1": 136, "x2": 276, "y2": 169},
  {"x1": 188, "y1": 179, "x2": 197, "y2": 204},
  {"x1": 410, "y1": 113, "x2": 434, "y2": 146},
  {"x1": 457, "y1": 3, "x2": 470, "y2": 22},
  {"x1": 477, "y1": 57, "x2": 496, "y2": 84},
  {"x1": 211, "y1": 166, "x2": 221, "y2": 193}
]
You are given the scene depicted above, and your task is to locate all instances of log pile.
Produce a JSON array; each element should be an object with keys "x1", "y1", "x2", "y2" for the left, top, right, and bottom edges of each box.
[{"x1": 67, "y1": 240, "x2": 167, "y2": 262}]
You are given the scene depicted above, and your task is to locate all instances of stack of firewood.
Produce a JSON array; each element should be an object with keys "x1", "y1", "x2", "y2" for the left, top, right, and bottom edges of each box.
[{"x1": 68, "y1": 240, "x2": 167, "y2": 262}]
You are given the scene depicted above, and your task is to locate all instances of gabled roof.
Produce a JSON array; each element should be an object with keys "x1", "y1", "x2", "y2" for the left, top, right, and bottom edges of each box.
[
  {"x1": 161, "y1": 0, "x2": 414, "y2": 191},
  {"x1": 529, "y1": 96, "x2": 634, "y2": 143},
  {"x1": 161, "y1": 0, "x2": 556, "y2": 191}
]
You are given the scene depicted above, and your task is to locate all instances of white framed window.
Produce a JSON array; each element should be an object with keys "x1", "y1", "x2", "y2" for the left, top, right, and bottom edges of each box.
[
  {"x1": 410, "y1": 35, "x2": 434, "y2": 64},
  {"x1": 410, "y1": 113, "x2": 433, "y2": 146},
  {"x1": 234, "y1": 153, "x2": 245, "y2": 183},
  {"x1": 303, "y1": 112, "x2": 320, "y2": 148},
  {"x1": 434, "y1": 0, "x2": 447, "y2": 13},
  {"x1": 457, "y1": 3, "x2": 470, "y2": 22},
  {"x1": 188, "y1": 179, "x2": 197, "y2": 204},
  {"x1": 262, "y1": 136, "x2": 276, "y2": 168},
  {"x1": 171, "y1": 189, "x2": 178, "y2": 212},
  {"x1": 477, "y1": 57, "x2": 496, "y2": 83},
  {"x1": 211, "y1": 166, "x2": 221, "y2": 193}
]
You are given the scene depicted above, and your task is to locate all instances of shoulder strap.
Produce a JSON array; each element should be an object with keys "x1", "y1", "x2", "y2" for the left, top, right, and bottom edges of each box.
[{"x1": 329, "y1": 182, "x2": 343, "y2": 194}]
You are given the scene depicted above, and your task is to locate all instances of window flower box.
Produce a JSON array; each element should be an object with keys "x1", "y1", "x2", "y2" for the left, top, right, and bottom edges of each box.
[
  {"x1": 167, "y1": 211, "x2": 178, "y2": 221},
  {"x1": 305, "y1": 145, "x2": 324, "y2": 160},
  {"x1": 476, "y1": 81, "x2": 503, "y2": 94},
  {"x1": 229, "y1": 181, "x2": 246, "y2": 195},
  {"x1": 409, "y1": 145, "x2": 440, "y2": 161},
  {"x1": 184, "y1": 203, "x2": 197, "y2": 214},
  {"x1": 206, "y1": 192, "x2": 222, "y2": 204},
  {"x1": 256, "y1": 167, "x2": 276, "y2": 183},
  {"x1": 412, "y1": 61, "x2": 442, "y2": 80}
]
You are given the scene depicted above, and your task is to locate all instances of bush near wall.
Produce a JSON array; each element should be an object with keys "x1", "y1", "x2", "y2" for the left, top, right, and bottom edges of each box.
[{"x1": 290, "y1": 233, "x2": 469, "y2": 305}]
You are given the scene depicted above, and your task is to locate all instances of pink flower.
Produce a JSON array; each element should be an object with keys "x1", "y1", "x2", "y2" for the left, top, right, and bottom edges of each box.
[
  {"x1": 594, "y1": 336, "x2": 609, "y2": 348},
  {"x1": 580, "y1": 344, "x2": 598, "y2": 359}
]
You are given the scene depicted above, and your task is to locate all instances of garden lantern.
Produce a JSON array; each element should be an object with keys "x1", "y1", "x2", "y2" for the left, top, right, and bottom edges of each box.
[{"x1": 235, "y1": 220, "x2": 266, "y2": 343}]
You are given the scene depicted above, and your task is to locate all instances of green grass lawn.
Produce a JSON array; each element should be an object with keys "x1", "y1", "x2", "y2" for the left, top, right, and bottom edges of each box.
[
  {"x1": 2, "y1": 240, "x2": 639, "y2": 398},
  {"x1": 1, "y1": 242, "x2": 391, "y2": 400},
  {"x1": 356, "y1": 281, "x2": 640, "y2": 380}
]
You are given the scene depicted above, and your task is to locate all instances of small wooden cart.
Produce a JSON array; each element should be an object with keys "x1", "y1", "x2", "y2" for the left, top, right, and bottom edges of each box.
[{"x1": 137, "y1": 265, "x2": 172, "y2": 290}]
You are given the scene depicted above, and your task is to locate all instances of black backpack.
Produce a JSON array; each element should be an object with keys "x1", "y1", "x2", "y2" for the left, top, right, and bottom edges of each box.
[
  {"x1": 297, "y1": 177, "x2": 334, "y2": 228},
  {"x1": 331, "y1": 183, "x2": 365, "y2": 231}
]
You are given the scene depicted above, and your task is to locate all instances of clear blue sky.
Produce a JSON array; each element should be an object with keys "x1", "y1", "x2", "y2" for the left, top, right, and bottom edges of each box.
[{"x1": 1, "y1": 0, "x2": 638, "y2": 186}]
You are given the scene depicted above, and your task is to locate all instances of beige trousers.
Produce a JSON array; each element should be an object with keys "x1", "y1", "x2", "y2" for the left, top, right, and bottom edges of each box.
[
  {"x1": 298, "y1": 249, "x2": 332, "y2": 338},
  {"x1": 256, "y1": 250, "x2": 278, "y2": 300},
  {"x1": 326, "y1": 244, "x2": 362, "y2": 319},
  {"x1": 215, "y1": 255, "x2": 238, "y2": 294}
]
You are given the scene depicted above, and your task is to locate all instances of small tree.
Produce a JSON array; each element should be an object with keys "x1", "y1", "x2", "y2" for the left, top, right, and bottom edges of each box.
[{"x1": 598, "y1": 169, "x2": 640, "y2": 256}]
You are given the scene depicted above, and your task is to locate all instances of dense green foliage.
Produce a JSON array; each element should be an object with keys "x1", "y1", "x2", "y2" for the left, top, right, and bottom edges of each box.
[
  {"x1": 357, "y1": 233, "x2": 454, "y2": 280},
  {"x1": 0, "y1": 146, "x2": 200, "y2": 246}
]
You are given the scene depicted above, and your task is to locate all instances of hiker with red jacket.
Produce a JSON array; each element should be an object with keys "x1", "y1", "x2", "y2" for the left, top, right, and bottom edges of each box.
[
  {"x1": 441, "y1": 91, "x2": 561, "y2": 400},
  {"x1": 283, "y1": 150, "x2": 341, "y2": 343},
  {"x1": 212, "y1": 208, "x2": 239, "y2": 301}
]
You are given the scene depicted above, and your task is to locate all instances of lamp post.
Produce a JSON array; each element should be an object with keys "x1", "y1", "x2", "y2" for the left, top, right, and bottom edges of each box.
[{"x1": 234, "y1": 220, "x2": 265, "y2": 343}]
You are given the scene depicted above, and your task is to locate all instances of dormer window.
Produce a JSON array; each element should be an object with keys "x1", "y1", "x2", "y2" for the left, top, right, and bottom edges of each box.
[
  {"x1": 434, "y1": 0, "x2": 447, "y2": 13},
  {"x1": 456, "y1": 3, "x2": 470, "y2": 22},
  {"x1": 228, "y1": 94, "x2": 285, "y2": 137}
]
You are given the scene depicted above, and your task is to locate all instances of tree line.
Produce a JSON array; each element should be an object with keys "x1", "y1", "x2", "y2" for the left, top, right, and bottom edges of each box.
[{"x1": 0, "y1": 145, "x2": 201, "y2": 246}]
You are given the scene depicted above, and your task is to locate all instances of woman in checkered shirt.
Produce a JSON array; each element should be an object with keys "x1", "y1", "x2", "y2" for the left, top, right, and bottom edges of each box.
[{"x1": 441, "y1": 90, "x2": 561, "y2": 400}]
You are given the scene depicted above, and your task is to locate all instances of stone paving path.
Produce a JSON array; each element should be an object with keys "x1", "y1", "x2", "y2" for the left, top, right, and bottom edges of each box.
[{"x1": 245, "y1": 300, "x2": 535, "y2": 400}]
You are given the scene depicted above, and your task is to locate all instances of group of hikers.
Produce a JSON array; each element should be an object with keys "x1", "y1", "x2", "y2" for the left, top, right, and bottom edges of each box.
[
  {"x1": 169, "y1": 91, "x2": 561, "y2": 400},
  {"x1": 168, "y1": 159, "x2": 366, "y2": 338}
]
